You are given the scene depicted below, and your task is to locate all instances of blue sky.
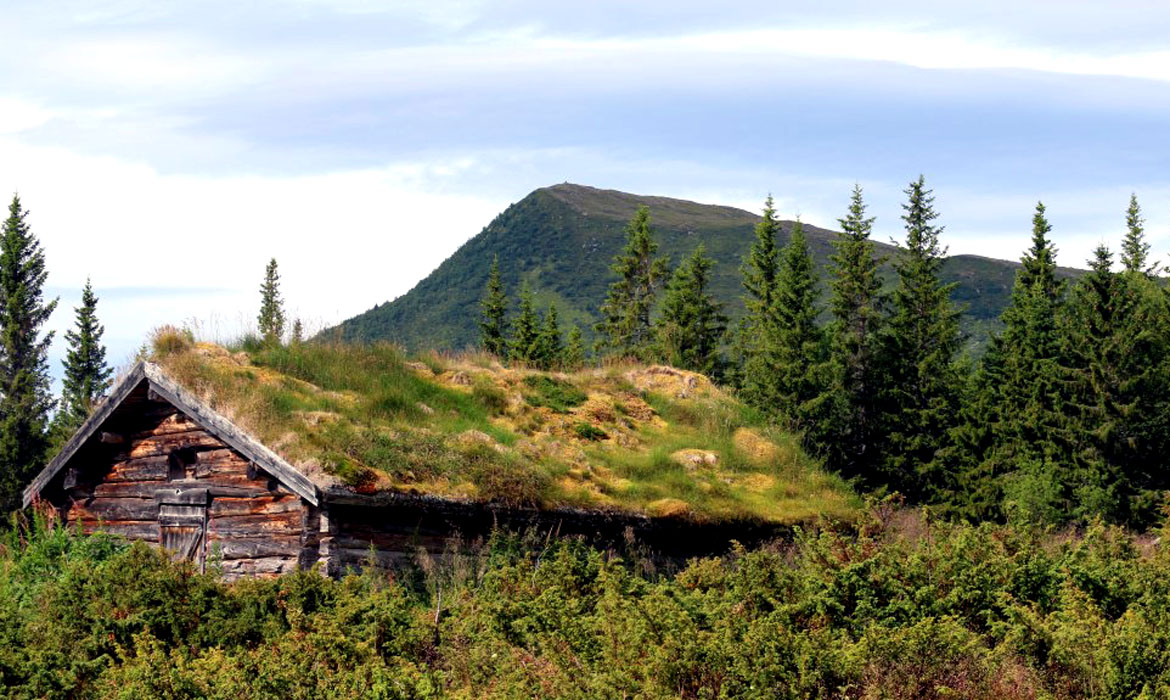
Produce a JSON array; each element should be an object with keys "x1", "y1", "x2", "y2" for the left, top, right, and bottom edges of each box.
[{"x1": 1, "y1": 0, "x2": 1168, "y2": 372}]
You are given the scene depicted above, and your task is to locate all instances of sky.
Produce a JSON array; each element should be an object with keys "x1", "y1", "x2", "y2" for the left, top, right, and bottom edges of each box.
[{"x1": 1, "y1": 0, "x2": 1169, "y2": 377}]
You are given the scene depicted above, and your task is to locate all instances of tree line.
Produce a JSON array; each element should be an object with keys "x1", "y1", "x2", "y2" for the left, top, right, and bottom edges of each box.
[{"x1": 480, "y1": 179, "x2": 1170, "y2": 527}]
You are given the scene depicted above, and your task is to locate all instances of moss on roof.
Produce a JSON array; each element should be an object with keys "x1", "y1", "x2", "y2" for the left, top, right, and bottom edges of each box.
[{"x1": 151, "y1": 336, "x2": 857, "y2": 525}]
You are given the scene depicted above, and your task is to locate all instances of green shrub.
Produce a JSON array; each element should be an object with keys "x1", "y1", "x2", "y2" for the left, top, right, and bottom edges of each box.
[
  {"x1": 522, "y1": 375, "x2": 587, "y2": 413},
  {"x1": 573, "y1": 423, "x2": 608, "y2": 441}
]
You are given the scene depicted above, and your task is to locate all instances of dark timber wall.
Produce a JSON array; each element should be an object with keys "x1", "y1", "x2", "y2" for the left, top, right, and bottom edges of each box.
[{"x1": 55, "y1": 390, "x2": 314, "y2": 580}]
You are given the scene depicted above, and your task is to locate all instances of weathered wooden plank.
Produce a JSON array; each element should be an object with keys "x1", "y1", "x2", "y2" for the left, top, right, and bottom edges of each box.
[
  {"x1": 130, "y1": 412, "x2": 197, "y2": 439},
  {"x1": 209, "y1": 496, "x2": 302, "y2": 517},
  {"x1": 76, "y1": 519, "x2": 159, "y2": 541},
  {"x1": 209, "y1": 536, "x2": 302, "y2": 560},
  {"x1": 329, "y1": 533, "x2": 451, "y2": 553},
  {"x1": 93, "y1": 481, "x2": 167, "y2": 499},
  {"x1": 333, "y1": 546, "x2": 414, "y2": 569},
  {"x1": 218, "y1": 556, "x2": 299, "y2": 576},
  {"x1": 193, "y1": 449, "x2": 248, "y2": 478},
  {"x1": 107, "y1": 455, "x2": 170, "y2": 482},
  {"x1": 128, "y1": 431, "x2": 225, "y2": 458},
  {"x1": 207, "y1": 511, "x2": 303, "y2": 536},
  {"x1": 70, "y1": 497, "x2": 157, "y2": 521}
]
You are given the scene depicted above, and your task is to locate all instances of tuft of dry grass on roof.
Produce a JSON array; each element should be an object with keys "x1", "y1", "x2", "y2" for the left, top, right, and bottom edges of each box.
[{"x1": 151, "y1": 339, "x2": 858, "y2": 524}]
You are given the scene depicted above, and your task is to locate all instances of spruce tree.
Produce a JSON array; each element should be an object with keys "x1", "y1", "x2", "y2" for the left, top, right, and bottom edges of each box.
[
  {"x1": 1121, "y1": 194, "x2": 1156, "y2": 276},
  {"x1": 655, "y1": 244, "x2": 727, "y2": 376},
  {"x1": 880, "y1": 176, "x2": 962, "y2": 499},
  {"x1": 257, "y1": 258, "x2": 285, "y2": 344},
  {"x1": 0, "y1": 195, "x2": 57, "y2": 514},
  {"x1": 534, "y1": 303, "x2": 564, "y2": 370},
  {"x1": 479, "y1": 255, "x2": 509, "y2": 357},
  {"x1": 819, "y1": 185, "x2": 885, "y2": 481},
  {"x1": 766, "y1": 219, "x2": 827, "y2": 430},
  {"x1": 564, "y1": 325, "x2": 586, "y2": 370},
  {"x1": 291, "y1": 319, "x2": 304, "y2": 345},
  {"x1": 509, "y1": 282, "x2": 541, "y2": 365},
  {"x1": 596, "y1": 206, "x2": 668, "y2": 359},
  {"x1": 738, "y1": 195, "x2": 783, "y2": 399},
  {"x1": 973, "y1": 203, "x2": 1071, "y2": 522},
  {"x1": 59, "y1": 279, "x2": 112, "y2": 431}
]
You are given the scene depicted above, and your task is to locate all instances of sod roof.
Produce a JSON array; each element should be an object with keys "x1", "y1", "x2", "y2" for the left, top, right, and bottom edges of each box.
[{"x1": 145, "y1": 334, "x2": 856, "y2": 524}]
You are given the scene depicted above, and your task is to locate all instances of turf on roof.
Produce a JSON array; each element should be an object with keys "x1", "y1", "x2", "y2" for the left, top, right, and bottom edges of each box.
[{"x1": 150, "y1": 336, "x2": 857, "y2": 525}]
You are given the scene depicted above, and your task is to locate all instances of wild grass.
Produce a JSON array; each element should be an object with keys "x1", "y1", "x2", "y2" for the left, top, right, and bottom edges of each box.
[{"x1": 153, "y1": 340, "x2": 857, "y2": 524}]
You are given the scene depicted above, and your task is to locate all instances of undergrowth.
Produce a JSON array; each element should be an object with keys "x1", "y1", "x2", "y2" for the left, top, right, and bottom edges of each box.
[{"x1": 6, "y1": 508, "x2": 1170, "y2": 698}]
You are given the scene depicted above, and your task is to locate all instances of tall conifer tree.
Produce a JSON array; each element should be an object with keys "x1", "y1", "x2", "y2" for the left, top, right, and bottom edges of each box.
[
  {"x1": 509, "y1": 282, "x2": 541, "y2": 364},
  {"x1": 655, "y1": 244, "x2": 727, "y2": 376},
  {"x1": 880, "y1": 176, "x2": 961, "y2": 499},
  {"x1": 766, "y1": 219, "x2": 827, "y2": 430},
  {"x1": 534, "y1": 303, "x2": 564, "y2": 370},
  {"x1": 0, "y1": 195, "x2": 57, "y2": 513},
  {"x1": 59, "y1": 279, "x2": 112, "y2": 431},
  {"x1": 258, "y1": 258, "x2": 285, "y2": 344},
  {"x1": 737, "y1": 196, "x2": 783, "y2": 394},
  {"x1": 820, "y1": 185, "x2": 885, "y2": 481},
  {"x1": 596, "y1": 206, "x2": 668, "y2": 359},
  {"x1": 1121, "y1": 194, "x2": 1155, "y2": 276},
  {"x1": 479, "y1": 255, "x2": 509, "y2": 357},
  {"x1": 564, "y1": 325, "x2": 586, "y2": 370}
]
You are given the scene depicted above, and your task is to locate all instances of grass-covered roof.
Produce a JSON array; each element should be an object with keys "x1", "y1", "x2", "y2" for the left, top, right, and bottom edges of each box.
[{"x1": 149, "y1": 330, "x2": 857, "y2": 524}]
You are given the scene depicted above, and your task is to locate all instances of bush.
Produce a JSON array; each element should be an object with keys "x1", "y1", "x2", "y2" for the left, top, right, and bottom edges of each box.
[
  {"x1": 573, "y1": 423, "x2": 608, "y2": 441},
  {"x1": 522, "y1": 375, "x2": 587, "y2": 413}
]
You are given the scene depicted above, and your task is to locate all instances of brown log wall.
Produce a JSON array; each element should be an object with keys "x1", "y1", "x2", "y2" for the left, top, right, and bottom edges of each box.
[{"x1": 60, "y1": 405, "x2": 312, "y2": 580}]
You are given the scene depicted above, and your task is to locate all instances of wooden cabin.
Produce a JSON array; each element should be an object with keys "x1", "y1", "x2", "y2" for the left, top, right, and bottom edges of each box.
[{"x1": 24, "y1": 362, "x2": 788, "y2": 578}]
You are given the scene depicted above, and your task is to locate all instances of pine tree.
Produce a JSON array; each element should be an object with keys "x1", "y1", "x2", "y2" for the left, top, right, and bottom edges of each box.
[
  {"x1": 564, "y1": 325, "x2": 586, "y2": 370},
  {"x1": 880, "y1": 176, "x2": 962, "y2": 499},
  {"x1": 819, "y1": 185, "x2": 885, "y2": 481},
  {"x1": 738, "y1": 195, "x2": 784, "y2": 398},
  {"x1": 533, "y1": 303, "x2": 564, "y2": 370},
  {"x1": 763, "y1": 219, "x2": 827, "y2": 429},
  {"x1": 596, "y1": 206, "x2": 669, "y2": 359},
  {"x1": 509, "y1": 282, "x2": 541, "y2": 365},
  {"x1": 479, "y1": 255, "x2": 509, "y2": 357},
  {"x1": 257, "y1": 258, "x2": 285, "y2": 344},
  {"x1": 0, "y1": 195, "x2": 57, "y2": 514},
  {"x1": 655, "y1": 244, "x2": 727, "y2": 376},
  {"x1": 59, "y1": 279, "x2": 112, "y2": 431},
  {"x1": 1121, "y1": 194, "x2": 1156, "y2": 276}
]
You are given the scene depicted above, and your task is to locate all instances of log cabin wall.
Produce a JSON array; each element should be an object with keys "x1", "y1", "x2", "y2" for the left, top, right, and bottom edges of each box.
[{"x1": 58, "y1": 393, "x2": 314, "y2": 580}]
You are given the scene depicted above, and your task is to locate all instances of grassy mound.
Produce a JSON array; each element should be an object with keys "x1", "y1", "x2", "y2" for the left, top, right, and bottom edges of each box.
[{"x1": 152, "y1": 338, "x2": 856, "y2": 523}]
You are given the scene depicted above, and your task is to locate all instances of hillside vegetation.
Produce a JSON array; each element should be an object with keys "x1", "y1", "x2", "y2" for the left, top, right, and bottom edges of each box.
[
  {"x1": 150, "y1": 332, "x2": 855, "y2": 524},
  {"x1": 331, "y1": 183, "x2": 1080, "y2": 352},
  {"x1": 4, "y1": 507, "x2": 1170, "y2": 698}
]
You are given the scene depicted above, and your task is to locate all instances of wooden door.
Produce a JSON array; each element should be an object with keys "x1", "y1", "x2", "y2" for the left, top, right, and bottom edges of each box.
[{"x1": 158, "y1": 488, "x2": 209, "y2": 571}]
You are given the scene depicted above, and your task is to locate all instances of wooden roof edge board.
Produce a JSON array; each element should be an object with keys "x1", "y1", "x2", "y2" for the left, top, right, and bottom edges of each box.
[
  {"x1": 141, "y1": 363, "x2": 320, "y2": 506},
  {"x1": 23, "y1": 362, "x2": 149, "y2": 507}
]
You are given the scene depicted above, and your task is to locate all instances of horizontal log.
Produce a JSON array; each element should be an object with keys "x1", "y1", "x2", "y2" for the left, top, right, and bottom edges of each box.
[
  {"x1": 193, "y1": 449, "x2": 248, "y2": 478},
  {"x1": 76, "y1": 519, "x2": 159, "y2": 542},
  {"x1": 69, "y1": 497, "x2": 157, "y2": 521},
  {"x1": 332, "y1": 546, "x2": 414, "y2": 569},
  {"x1": 208, "y1": 511, "x2": 303, "y2": 536},
  {"x1": 131, "y1": 412, "x2": 197, "y2": 439},
  {"x1": 128, "y1": 431, "x2": 224, "y2": 458},
  {"x1": 93, "y1": 481, "x2": 167, "y2": 499},
  {"x1": 209, "y1": 536, "x2": 302, "y2": 560},
  {"x1": 107, "y1": 456, "x2": 169, "y2": 483},
  {"x1": 217, "y1": 556, "x2": 299, "y2": 576},
  {"x1": 329, "y1": 532, "x2": 451, "y2": 554},
  {"x1": 209, "y1": 496, "x2": 302, "y2": 518}
]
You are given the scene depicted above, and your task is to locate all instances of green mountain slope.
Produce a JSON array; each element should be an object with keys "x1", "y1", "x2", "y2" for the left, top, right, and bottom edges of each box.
[{"x1": 331, "y1": 183, "x2": 1080, "y2": 352}]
